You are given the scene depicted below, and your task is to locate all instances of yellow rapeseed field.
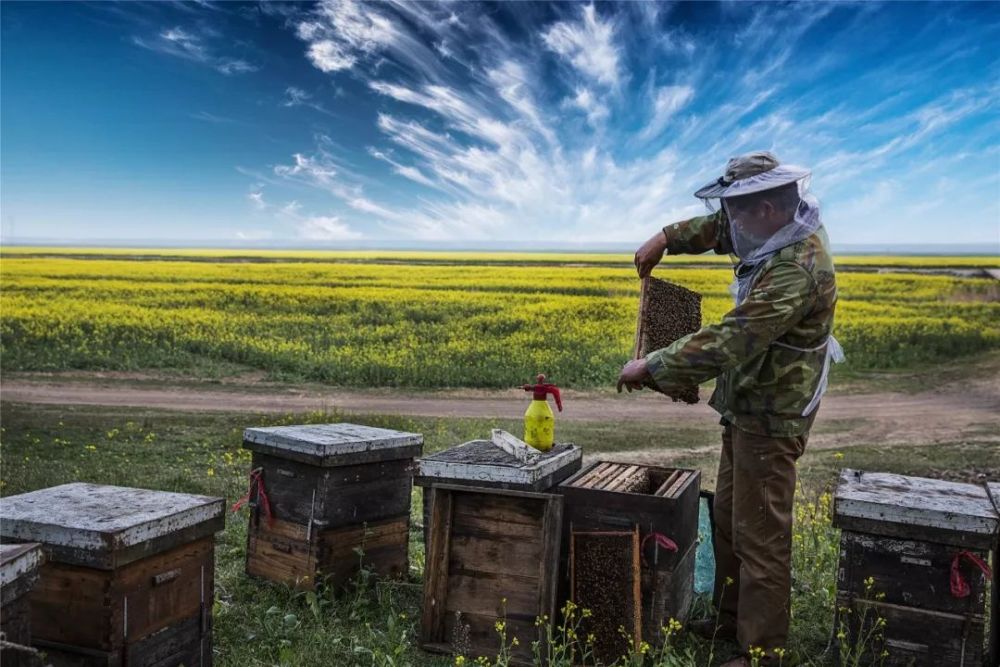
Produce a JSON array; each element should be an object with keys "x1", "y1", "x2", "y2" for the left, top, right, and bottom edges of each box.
[{"x1": 1, "y1": 251, "x2": 997, "y2": 387}]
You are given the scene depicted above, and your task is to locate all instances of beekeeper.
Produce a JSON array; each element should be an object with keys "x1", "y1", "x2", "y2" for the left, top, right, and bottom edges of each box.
[{"x1": 618, "y1": 151, "x2": 841, "y2": 666}]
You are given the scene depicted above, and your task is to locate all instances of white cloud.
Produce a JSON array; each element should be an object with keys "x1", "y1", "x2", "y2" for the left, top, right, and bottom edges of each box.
[
  {"x1": 248, "y1": 190, "x2": 267, "y2": 210},
  {"x1": 297, "y1": 215, "x2": 363, "y2": 240},
  {"x1": 568, "y1": 87, "x2": 609, "y2": 126},
  {"x1": 639, "y1": 85, "x2": 694, "y2": 140},
  {"x1": 542, "y1": 4, "x2": 620, "y2": 86},
  {"x1": 132, "y1": 26, "x2": 257, "y2": 75},
  {"x1": 295, "y1": 0, "x2": 443, "y2": 79}
]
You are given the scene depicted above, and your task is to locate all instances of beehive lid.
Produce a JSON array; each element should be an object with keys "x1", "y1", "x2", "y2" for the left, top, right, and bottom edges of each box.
[
  {"x1": 833, "y1": 469, "x2": 1000, "y2": 549},
  {"x1": 244, "y1": 423, "x2": 423, "y2": 466},
  {"x1": 1, "y1": 543, "x2": 44, "y2": 592},
  {"x1": 0, "y1": 483, "x2": 225, "y2": 569},
  {"x1": 416, "y1": 440, "x2": 582, "y2": 489}
]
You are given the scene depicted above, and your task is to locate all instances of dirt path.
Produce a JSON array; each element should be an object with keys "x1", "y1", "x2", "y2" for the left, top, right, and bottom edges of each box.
[{"x1": 3, "y1": 374, "x2": 997, "y2": 446}]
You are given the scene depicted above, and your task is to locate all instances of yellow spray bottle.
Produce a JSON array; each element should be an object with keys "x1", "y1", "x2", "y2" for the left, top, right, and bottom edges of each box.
[{"x1": 521, "y1": 374, "x2": 563, "y2": 452}]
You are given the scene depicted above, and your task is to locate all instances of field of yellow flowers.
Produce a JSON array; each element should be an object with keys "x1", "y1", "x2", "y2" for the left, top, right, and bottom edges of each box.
[{"x1": 2, "y1": 251, "x2": 997, "y2": 387}]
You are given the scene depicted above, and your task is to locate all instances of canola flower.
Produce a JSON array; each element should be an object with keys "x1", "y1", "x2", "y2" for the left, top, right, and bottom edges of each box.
[{"x1": 1, "y1": 255, "x2": 997, "y2": 388}]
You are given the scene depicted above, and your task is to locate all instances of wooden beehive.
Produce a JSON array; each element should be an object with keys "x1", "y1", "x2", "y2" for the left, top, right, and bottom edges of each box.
[
  {"x1": 421, "y1": 484, "x2": 563, "y2": 666},
  {"x1": 558, "y1": 461, "x2": 700, "y2": 645},
  {"x1": 833, "y1": 469, "x2": 1000, "y2": 666},
  {"x1": 242, "y1": 423, "x2": 423, "y2": 590},
  {"x1": 1, "y1": 543, "x2": 45, "y2": 667},
  {"x1": 414, "y1": 439, "x2": 581, "y2": 547},
  {"x1": 0, "y1": 483, "x2": 224, "y2": 667},
  {"x1": 633, "y1": 276, "x2": 702, "y2": 404}
]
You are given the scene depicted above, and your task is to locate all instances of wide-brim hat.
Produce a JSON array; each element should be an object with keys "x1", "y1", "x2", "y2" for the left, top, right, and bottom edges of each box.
[{"x1": 694, "y1": 151, "x2": 810, "y2": 199}]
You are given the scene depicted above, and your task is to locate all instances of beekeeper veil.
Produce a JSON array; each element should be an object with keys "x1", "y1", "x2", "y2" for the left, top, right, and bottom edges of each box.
[{"x1": 694, "y1": 151, "x2": 821, "y2": 268}]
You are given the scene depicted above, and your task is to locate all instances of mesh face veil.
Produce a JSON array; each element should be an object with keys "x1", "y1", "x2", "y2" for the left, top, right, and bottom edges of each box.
[
  {"x1": 722, "y1": 176, "x2": 822, "y2": 267},
  {"x1": 696, "y1": 164, "x2": 821, "y2": 266}
]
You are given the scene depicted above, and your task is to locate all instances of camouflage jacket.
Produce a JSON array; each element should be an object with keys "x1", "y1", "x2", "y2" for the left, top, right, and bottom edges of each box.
[{"x1": 646, "y1": 209, "x2": 838, "y2": 437}]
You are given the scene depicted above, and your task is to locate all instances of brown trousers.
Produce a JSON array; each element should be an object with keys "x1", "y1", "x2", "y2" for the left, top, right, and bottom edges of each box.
[{"x1": 712, "y1": 421, "x2": 811, "y2": 656}]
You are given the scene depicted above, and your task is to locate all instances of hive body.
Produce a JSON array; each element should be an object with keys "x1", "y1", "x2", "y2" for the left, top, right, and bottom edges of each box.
[
  {"x1": 558, "y1": 461, "x2": 700, "y2": 649},
  {"x1": 0, "y1": 483, "x2": 224, "y2": 667},
  {"x1": 634, "y1": 276, "x2": 702, "y2": 404},
  {"x1": 420, "y1": 485, "x2": 563, "y2": 666},
  {"x1": 241, "y1": 423, "x2": 423, "y2": 590},
  {"x1": 833, "y1": 469, "x2": 1000, "y2": 666}
]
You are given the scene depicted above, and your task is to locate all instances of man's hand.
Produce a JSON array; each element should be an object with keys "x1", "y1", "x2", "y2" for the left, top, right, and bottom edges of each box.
[
  {"x1": 617, "y1": 358, "x2": 651, "y2": 393},
  {"x1": 634, "y1": 229, "x2": 667, "y2": 278}
]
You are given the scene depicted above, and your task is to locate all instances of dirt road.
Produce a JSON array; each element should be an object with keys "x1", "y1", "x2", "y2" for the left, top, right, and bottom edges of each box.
[{"x1": 3, "y1": 373, "x2": 997, "y2": 453}]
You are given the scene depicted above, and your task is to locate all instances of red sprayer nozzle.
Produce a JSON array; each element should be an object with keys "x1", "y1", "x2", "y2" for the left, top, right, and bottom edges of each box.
[{"x1": 522, "y1": 373, "x2": 562, "y2": 412}]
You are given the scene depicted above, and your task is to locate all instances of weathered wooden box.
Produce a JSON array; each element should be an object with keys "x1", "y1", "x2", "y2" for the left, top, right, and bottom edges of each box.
[
  {"x1": 833, "y1": 469, "x2": 999, "y2": 667},
  {"x1": 421, "y1": 484, "x2": 563, "y2": 666},
  {"x1": 558, "y1": 461, "x2": 701, "y2": 645},
  {"x1": 242, "y1": 423, "x2": 423, "y2": 590},
  {"x1": 1, "y1": 543, "x2": 45, "y2": 667},
  {"x1": 414, "y1": 439, "x2": 582, "y2": 546},
  {"x1": 0, "y1": 483, "x2": 224, "y2": 667}
]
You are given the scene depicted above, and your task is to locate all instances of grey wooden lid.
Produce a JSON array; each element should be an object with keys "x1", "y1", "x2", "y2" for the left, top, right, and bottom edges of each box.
[
  {"x1": 833, "y1": 469, "x2": 999, "y2": 547},
  {"x1": 243, "y1": 423, "x2": 423, "y2": 466},
  {"x1": 0, "y1": 543, "x2": 44, "y2": 588},
  {"x1": 0, "y1": 483, "x2": 224, "y2": 568},
  {"x1": 417, "y1": 440, "x2": 582, "y2": 488}
]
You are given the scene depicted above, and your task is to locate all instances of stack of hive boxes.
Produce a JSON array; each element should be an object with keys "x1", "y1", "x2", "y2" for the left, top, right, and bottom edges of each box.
[
  {"x1": 834, "y1": 469, "x2": 999, "y2": 666},
  {"x1": 242, "y1": 423, "x2": 423, "y2": 590},
  {"x1": 0, "y1": 483, "x2": 224, "y2": 666}
]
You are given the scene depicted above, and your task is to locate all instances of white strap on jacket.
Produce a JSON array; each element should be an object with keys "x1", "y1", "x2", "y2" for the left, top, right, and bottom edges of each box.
[{"x1": 771, "y1": 336, "x2": 845, "y2": 416}]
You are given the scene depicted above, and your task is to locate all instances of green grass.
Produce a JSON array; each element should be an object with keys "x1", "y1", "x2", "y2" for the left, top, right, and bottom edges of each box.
[{"x1": 1, "y1": 403, "x2": 996, "y2": 666}]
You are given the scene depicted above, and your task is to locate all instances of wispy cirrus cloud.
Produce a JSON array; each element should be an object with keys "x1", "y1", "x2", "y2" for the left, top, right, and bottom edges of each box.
[
  {"x1": 132, "y1": 25, "x2": 256, "y2": 74},
  {"x1": 254, "y1": 0, "x2": 1000, "y2": 245}
]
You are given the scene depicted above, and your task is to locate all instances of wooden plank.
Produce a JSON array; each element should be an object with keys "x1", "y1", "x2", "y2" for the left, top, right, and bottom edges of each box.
[
  {"x1": 653, "y1": 470, "x2": 680, "y2": 497},
  {"x1": 421, "y1": 487, "x2": 454, "y2": 645},
  {"x1": 571, "y1": 461, "x2": 613, "y2": 489},
  {"x1": 451, "y1": 491, "x2": 545, "y2": 528},
  {"x1": 833, "y1": 469, "x2": 998, "y2": 548},
  {"x1": 837, "y1": 531, "x2": 988, "y2": 615},
  {"x1": 125, "y1": 614, "x2": 207, "y2": 667},
  {"x1": 664, "y1": 471, "x2": 691, "y2": 499},
  {"x1": 537, "y1": 490, "x2": 563, "y2": 648},
  {"x1": 986, "y1": 481, "x2": 1000, "y2": 667},
  {"x1": 837, "y1": 594, "x2": 985, "y2": 666},
  {"x1": 30, "y1": 561, "x2": 114, "y2": 650},
  {"x1": 592, "y1": 463, "x2": 623, "y2": 490},
  {"x1": 603, "y1": 465, "x2": 641, "y2": 492},
  {"x1": 444, "y1": 571, "x2": 538, "y2": 617},
  {"x1": 114, "y1": 538, "x2": 213, "y2": 644},
  {"x1": 490, "y1": 430, "x2": 540, "y2": 464}
]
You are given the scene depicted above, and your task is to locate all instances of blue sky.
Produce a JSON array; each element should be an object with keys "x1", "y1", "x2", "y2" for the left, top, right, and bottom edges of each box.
[{"x1": 2, "y1": 1, "x2": 998, "y2": 248}]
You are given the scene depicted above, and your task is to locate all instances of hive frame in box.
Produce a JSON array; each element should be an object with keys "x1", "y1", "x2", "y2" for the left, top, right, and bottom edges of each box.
[
  {"x1": 421, "y1": 484, "x2": 563, "y2": 666},
  {"x1": 558, "y1": 461, "x2": 701, "y2": 646},
  {"x1": 569, "y1": 525, "x2": 641, "y2": 665}
]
